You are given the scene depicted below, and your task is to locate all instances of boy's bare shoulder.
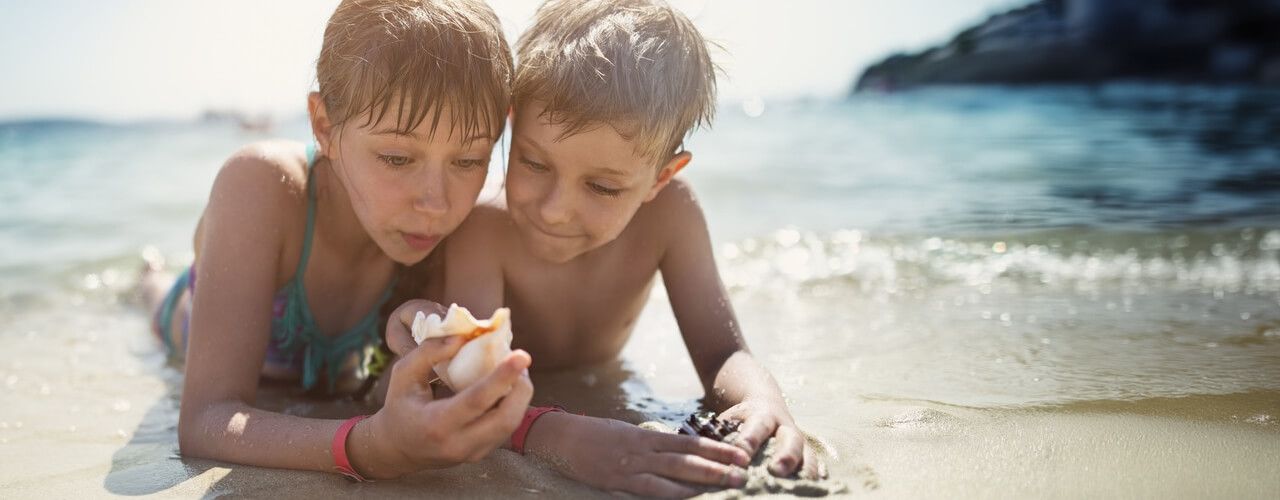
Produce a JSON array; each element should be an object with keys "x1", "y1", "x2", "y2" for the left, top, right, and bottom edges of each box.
[
  {"x1": 446, "y1": 201, "x2": 518, "y2": 252},
  {"x1": 637, "y1": 177, "x2": 708, "y2": 235}
]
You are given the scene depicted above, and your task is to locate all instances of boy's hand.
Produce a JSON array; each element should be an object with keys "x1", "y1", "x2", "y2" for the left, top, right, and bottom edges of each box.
[
  {"x1": 384, "y1": 299, "x2": 448, "y2": 356},
  {"x1": 352, "y1": 333, "x2": 533, "y2": 478},
  {"x1": 718, "y1": 400, "x2": 826, "y2": 479},
  {"x1": 530, "y1": 414, "x2": 751, "y2": 498}
]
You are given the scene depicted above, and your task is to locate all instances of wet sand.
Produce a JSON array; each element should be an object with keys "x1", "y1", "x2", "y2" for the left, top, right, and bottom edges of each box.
[{"x1": 1, "y1": 305, "x2": 1277, "y2": 498}]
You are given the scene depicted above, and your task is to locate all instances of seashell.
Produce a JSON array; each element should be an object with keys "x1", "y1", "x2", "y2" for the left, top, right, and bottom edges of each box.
[{"x1": 411, "y1": 304, "x2": 513, "y2": 391}]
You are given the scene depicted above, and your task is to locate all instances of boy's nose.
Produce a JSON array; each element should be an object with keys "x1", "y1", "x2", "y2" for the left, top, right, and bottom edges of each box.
[{"x1": 539, "y1": 183, "x2": 573, "y2": 226}]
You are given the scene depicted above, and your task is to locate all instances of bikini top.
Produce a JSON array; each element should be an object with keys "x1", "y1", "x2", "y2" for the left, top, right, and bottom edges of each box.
[{"x1": 272, "y1": 144, "x2": 398, "y2": 392}]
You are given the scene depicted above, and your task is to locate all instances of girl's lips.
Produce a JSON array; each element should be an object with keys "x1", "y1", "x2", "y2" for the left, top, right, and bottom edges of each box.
[{"x1": 402, "y1": 232, "x2": 441, "y2": 251}]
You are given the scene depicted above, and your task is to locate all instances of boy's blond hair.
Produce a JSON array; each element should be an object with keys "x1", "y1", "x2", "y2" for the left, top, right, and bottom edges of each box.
[
  {"x1": 317, "y1": 0, "x2": 512, "y2": 140},
  {"x1": 514, "y1": 0, "x2": 717, "y2": 162}
]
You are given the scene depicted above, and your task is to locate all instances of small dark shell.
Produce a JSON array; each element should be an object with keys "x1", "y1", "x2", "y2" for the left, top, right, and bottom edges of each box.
[{"x1": 677, "y1": 411, "x2": 740, "y2": 441}]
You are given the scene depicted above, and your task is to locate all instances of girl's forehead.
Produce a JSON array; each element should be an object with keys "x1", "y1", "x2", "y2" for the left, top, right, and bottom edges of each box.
[{"x1": 350, "y1": 105, "x2": 496, "y2": 145}]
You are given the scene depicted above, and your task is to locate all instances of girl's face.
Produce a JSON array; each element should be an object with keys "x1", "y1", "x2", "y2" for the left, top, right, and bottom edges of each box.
[
  {"x1": 312, "y1": 95, "x2": 494, "y2": 265},
  {"x1": 505, "y1": 101, "x2": 686, "y2": 264}
]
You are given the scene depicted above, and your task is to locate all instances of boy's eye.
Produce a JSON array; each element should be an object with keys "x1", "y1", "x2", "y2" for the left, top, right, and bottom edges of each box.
[
  {"x1": 377, "y1": 154, "x2": 411, "y2": 168},
  {"x1": 522, "y1": 159, "x2": 549, "y2": 173},
  {"x1": 454, "y1": 158, "x2": 487, "y2": 170},
  {"x1": 588, "y1": 182, "x2": 623, "y2": 197}
]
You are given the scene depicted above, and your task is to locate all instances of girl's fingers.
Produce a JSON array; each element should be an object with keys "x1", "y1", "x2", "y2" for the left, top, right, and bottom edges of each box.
[
  {"x1": 389, "y1": 335, "x2": 465, "y2": 394},
  {"x1": 386, "y1": 300, "x2": 449, "y2": 356},
  {"x1": 621, "y1": 472, "x2": 700, "y2": 499},
  {"x1": 458, "y1": 369, "x2": 534, "y2": 445},
  {"x1": 647, "y1": 452, "x2": 747, "y2": 489},
  {"x1": 444, "y1": 350, "x2": 532, "y2": 422},
  {"x1": 728, "y1": 415, "x2": 775, "y2": 459},
  {"x1": 653, "y1": 431, "x2": 751, "y2": 467},
  {"x1": 767, "y1": 424, "x2": 805, "y2": 477}
]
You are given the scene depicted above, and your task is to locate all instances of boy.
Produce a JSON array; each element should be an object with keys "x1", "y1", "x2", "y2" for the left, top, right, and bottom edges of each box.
[{"x1": 389, "y1": 0, "x2": 823, "y2": 495}]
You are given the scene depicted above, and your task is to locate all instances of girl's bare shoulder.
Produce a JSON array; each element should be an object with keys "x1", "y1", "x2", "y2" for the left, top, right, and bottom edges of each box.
[{"x1": 208, "y1": 140, "x2": 310, "y2": 217}]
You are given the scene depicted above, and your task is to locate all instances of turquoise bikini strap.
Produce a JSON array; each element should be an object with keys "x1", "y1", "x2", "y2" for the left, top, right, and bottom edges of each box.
[{"x1": 294, "y1": 146, "x2": 320, "y2": 289}]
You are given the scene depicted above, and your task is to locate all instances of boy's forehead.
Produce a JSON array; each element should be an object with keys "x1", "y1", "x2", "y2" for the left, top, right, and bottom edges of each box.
[{"x1": 514, "y1": 105, "x2": 648, "y2": 168}]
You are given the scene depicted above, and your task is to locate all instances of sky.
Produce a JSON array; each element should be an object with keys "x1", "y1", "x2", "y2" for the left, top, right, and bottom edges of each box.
[{"x1": 0, "y1": 0, "x2": 1024, "y2": 121}]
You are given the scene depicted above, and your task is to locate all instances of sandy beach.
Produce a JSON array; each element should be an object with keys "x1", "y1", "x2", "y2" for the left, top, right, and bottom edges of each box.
[{"x1": 1, "y1": 296, "x2": 1277, "y2": 498}]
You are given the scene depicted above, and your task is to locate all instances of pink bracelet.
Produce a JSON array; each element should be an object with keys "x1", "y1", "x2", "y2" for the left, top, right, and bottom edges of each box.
[
  {"x1": 333, "y1": 415, "x2": 371, "y2": 482},
  {"x1": 510, "y1": 406, "x2": 565, "y2": 454}
]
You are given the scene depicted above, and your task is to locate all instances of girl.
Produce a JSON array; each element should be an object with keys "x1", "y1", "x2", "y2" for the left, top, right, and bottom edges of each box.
[{"x1": 138, "y1": 0, "x2": 530, "y2": 480}]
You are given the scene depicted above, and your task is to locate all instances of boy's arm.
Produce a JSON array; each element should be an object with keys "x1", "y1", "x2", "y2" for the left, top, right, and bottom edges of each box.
[
  {"x1": 384, "y1": 206, "x2": 507, "y2": 357},
  {"x1": 656, "y1": 180, "x2": 824, "y2": 479},
  {"x1": 439, "y1": 205, "x2": 508, "y2": 317}
]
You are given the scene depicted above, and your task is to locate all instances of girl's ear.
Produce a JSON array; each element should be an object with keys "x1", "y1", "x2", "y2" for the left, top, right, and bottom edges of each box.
[
  {"x1": 307, "y1": 92, "x2": 334, "y2": 156},
  {"x1": 643, "y1": 151, "x2": 692, "y2": 203}
]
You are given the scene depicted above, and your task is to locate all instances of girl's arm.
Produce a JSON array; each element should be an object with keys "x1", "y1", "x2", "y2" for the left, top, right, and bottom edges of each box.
[
  {"x1": 178, "y1": 149, "x2": 532, "y2": 478},
  {"x1": 657, "y1": 180, "x2": 825, "y2": 479}
]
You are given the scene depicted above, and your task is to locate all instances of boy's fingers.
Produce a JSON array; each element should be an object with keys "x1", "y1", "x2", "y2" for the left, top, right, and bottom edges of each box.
[
  {"x1": 767, "y1": 425, "x2": 804, "y2": 477},
  {"x1": 656, "y1": 432, "x2": 750, "y2": 467},
  {"x1": 649, "y1": 452, "x2": 746, "y2": 489},
  {"x1": 445, "y1": 350, "x2": 532, "y2": 421},
  {"x1": 391, "y1": 335, "x2": 465, "y2": 391},
  {"x1": 729, "y1": 416, "x2": 774, "y2": 459},
  {"x1": 800, "y1": 443, "x2": 825, "y2": 480},
  {"x1": 621, "y1": 473, "x2": 699, "y2": 499}
]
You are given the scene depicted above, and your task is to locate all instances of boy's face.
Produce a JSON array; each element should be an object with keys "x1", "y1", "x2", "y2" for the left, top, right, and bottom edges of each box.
[
  {"x1": 312, "y1": 94, "x2": 494, "y2": 265},
  {"x1": 506, "y1": 101, "x2": 684, "y2": 264}
]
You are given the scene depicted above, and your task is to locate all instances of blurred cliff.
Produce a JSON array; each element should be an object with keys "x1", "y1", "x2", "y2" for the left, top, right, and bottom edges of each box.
[{"x1": 854, "y1": 0, "x2": 1280, "y2": 92}]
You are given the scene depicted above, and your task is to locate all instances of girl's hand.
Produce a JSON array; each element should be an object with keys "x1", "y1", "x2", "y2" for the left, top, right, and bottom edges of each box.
[
  {"x1": 352, "y1": 333, "x2": 534, "y2": 478},
  {"x1": 384, "y1": 299, "x2": 448, "y2": 356},
  {"x1": 534, "y1": 414, "x2": 751, "y2": 498},
  {"x1": 718, "y1": 400, "x2": 826, "y2": 479}
]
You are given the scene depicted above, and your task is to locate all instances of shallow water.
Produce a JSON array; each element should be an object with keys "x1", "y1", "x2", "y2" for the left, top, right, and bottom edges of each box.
[{"x1": 2, "y1": 84, "x2": 1278, "y2": 497}]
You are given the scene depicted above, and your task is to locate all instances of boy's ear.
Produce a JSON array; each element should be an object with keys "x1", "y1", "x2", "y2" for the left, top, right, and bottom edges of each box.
[
  {"x1": 307, "y1": 92, "x2": 334, "y2": 156},
  {"x1": 644, "y1": 151, "x2": 692, "y2": 203}
]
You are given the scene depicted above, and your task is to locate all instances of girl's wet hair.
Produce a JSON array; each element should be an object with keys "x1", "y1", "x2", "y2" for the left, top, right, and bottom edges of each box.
[{"x1": 317, "y1": 0, "x2": 513, "y2": 140}]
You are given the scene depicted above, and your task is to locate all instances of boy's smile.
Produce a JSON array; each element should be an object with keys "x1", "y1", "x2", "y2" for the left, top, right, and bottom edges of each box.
[{"x1": 505, "y1": 101, "x2": 665, "y2": 264}]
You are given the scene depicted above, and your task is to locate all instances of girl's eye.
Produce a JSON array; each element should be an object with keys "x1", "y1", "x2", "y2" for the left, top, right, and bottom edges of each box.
[
  {"x1": 522, "y1": 159, "x2": 549, "y2": 173},
  {"x1": 588, "y1": 182, "x2": 623, "y2": 197},
  {"x1": 454, "y1": 158, "x2": 487, "y2": 170},
  {"x1": 377, "y1": 154, "x2": 411, "y2": 168}
]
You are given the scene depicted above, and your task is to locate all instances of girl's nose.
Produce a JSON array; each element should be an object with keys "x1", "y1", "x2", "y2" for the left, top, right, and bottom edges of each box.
[{"x1": 413, "y1": 166, "x2": 449, "y2": 216}]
